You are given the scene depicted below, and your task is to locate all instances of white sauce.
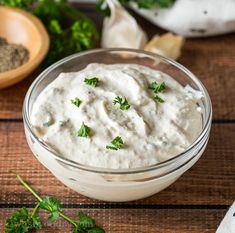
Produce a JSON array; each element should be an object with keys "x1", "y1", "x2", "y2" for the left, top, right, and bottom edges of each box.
[{"x1": 31, "y1": 63, "x2": 202, "y2": 169}]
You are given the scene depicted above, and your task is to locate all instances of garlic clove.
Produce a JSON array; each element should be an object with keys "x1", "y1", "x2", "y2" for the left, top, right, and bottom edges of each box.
[
  {"x1": 144, "y1": 33, "x2": 184, "y2": 60},
  {"x1": 101, "y1": 0, "x2": 148, "y2": 49}
]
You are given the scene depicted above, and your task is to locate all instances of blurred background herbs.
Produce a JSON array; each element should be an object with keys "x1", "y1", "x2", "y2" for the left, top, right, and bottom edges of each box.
[
  {"x1": 0, "y1": 0, "x2": 99, "y2": 66},
  {"x1": 97, "y1": 0, "x2": 175, "y2": 16}
]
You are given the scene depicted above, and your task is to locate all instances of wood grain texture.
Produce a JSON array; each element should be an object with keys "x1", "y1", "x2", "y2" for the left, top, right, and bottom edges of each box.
[
  {"x1": 0, "y1": 122, "x2": 234, "y2": 205},
  {"x1": 0, "y1": 4, "x2": 234, "y2": 120},
  {"x1": 0, "y1": 208, "x2": 227, "y2": 233}
]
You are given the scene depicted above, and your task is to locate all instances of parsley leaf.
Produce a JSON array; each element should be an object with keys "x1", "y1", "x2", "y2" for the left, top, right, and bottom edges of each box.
[
  {"x1": 43, "y1": 121, "x2": 53, "y2": 127},
  {"x1": 77, "y1": 122, "x2": 91, "y2": 137},
  {"x1": 5, "y1": 207, "x2": 42, "y2": 233},
  {"x1": 88, "y1": 227, "x2": 105, "y2": 233},
  {"x1": 78, "y1": 212, "x2": 95, "y2": 229},
  {"x1": 84, "y1": 77, "x2": 100, "y2": 87},
  {"x1": 73, "y1": 213, "x2": 105, "y2": 233},
  {"x1": 71, "y1": 97, "x2": 82, "y2": 108},
  {"x1": 43, "y1": 118, "x2": 53, "y2": 127},
  {"x1": 0, "y1": 0, "x2": 34, "y2": 9},
  {"x1": 106, "y1": 136, "x2": 124, "y2": 150},
  {"x1": 49, "y1": 19, "x2": 63, "y2": 35},
  {"x1": 149, "y1": 82, "x2": 166, "y2": 103},
  {"x1": 113, "y1": 96, "x2": 130, "y2": 110},
  {"x1": 149, "y1": 82, "x2": 166, "y2": 93},
  {"x1": 40, "y1": 196, "x2": 61, "y2": 221},
  {"x1": 154, "y1": 95, "x2": 165, "y2": 103}
]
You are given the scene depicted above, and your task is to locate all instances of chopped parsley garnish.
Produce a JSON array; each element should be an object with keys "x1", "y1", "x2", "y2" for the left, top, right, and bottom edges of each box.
[
  {"x1": 77, "y1": 122, "x2": 91, "y2": 137},
  {"x1": 43, "y1": 119, "x2": 53, "y2": 127},
  {"x1": 106, "y1": 136, "x2": 124, "y2": 150},
  {"x1": 84, "y1": 77, "x2": 99, "y2": 87},
  {"x1": 149, "y1": 81, "x2": 166, "y2": 103},
  {"x1": 71, "y1": 97, "x2": 82, "y2": 107},
  {"x1": 149, "y1": 82, "x2": 166, "y2": 93},
  {"x1": 113, "y1": 96, "x2": 130, "y2": 110},
  {"x1": 5, "y1": 175, "x2": 105, "y2": 233},
  {"x1": 154, "y1": 95, "x2": 165, "y2": 103}
]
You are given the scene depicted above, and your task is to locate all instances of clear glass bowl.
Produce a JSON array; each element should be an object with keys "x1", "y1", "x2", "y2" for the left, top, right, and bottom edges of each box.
[{"x1": 23, "y1": 49, "x2": 212, "y2": 202}]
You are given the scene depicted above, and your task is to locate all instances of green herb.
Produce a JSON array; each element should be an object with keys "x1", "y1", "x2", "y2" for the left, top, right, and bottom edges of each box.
[
  {"x1": 5, "y1": 175, "x2": 105, "y2": 233},
  {"x1": 106, "y1": 136, "x2": 124, "y2": 150},
  {"x1": 149, "y1": 82, "x2": 166, "y2": 103},
  {"x1": 154, "y1": 95, "x2": 165, "y2": 103},
  {"x1": 113, "y1": 96, "x2": 130, "y2": 110},
  {"x1": 77, "y1": 212, "x2": 95, "y2": 229},
  {"x1": 40, "y1": 197, "x2": 61, "y2": 221},
  {"x1": 77, "y1": 122, "x2": 91, "y2": 137},
  {"x1": 71, "y1": 97, "x2": 82, "y2": 108},
  {"x1": 43, "y1": 119, "x2": 53, "y2": 127},
  {"x1": 96, "y1": 0, "x2": 111, "y2": 16},
  {"x1": 0, "y1": 0, "x2": 98, "y2": 66},
  {"x1": 5, "y1": 206, "x2": 42, "y2": 233},
  {"x1": 149, "y1": 82, "x2": 166, "y2": 93},
  {"x1": 97, "y1": 0, "x2": 175, "y2": 16},
  {"x1": 134, "y1": 0, "x2": 174, "y2": 8},
  {"x1": 0, "y1": 0, "x2": 34, "y2": 8},
  {"x1": 84, "y1": 78, "x2": 99, "y2": 87}
]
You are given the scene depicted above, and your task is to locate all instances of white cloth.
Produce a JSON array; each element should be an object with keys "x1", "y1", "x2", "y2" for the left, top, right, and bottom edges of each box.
[
  {"x1": 216, "y1": 202, "x2": 235, "y2": 233},
  {"x1": 131, "y1": 0, "x2": 235, "y2": 37}
]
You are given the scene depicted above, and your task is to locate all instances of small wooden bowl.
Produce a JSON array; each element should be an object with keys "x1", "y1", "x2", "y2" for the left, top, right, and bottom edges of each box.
[{"x1": 0, "y1": 6, "x2": 49, "y2": 89}]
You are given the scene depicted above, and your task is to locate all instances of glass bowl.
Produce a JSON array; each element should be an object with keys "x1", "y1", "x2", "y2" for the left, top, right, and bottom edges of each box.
[{"x1": 23, "y1": 49, "x2": 212, "y2": 202}]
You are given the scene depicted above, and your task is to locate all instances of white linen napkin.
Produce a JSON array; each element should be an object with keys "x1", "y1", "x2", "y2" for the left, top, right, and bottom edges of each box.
[{"x1": 216, "y1": 202, "x2": 235, "y2": 233}]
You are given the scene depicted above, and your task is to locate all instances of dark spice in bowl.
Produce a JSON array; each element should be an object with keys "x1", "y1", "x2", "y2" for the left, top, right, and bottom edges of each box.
[{"x1": 0, "y1": 37, "x2": 29, "y2": 73}]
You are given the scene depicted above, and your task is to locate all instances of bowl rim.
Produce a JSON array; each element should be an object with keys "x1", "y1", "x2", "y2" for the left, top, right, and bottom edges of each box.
[
  {"x1": 23, "y1": 48, "x2": 212, "y2": 174},
  {"x1": 0, "y1": 6, "x2": 49, "y2": 82}
]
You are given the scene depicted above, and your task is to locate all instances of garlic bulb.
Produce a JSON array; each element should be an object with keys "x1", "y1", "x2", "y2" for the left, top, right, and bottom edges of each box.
[
  {"x1": 101, "y1": 0, "x2": 147, "y2": 49},
  {"x1": 144, "y1": 33, "x2": 184, "y2": 60}
]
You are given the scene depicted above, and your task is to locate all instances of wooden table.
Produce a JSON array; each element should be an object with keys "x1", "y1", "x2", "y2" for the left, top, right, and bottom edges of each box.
[{"x1": 0, "y1": 4, "x2": 235, "y2": 232}]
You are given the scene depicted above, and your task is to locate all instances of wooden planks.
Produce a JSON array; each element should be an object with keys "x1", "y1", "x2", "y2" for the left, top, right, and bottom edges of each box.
[
  {"x1": 0, "y1": 208, "x2": 227, "y2": 233},
  {"x1": 180, "y1": 35, "x2": 235, "y2": 120},
  {"x1": 0, "y1": 122, "x2": 234, "y2": 206}
]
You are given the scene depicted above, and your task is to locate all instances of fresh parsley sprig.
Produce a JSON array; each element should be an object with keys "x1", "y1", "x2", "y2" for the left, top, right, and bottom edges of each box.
[
  {"x1": 5, "y1": 175, "x2": 105, "y2": 233},
  {"x1": 71, "y1": 97, "x2": 82, "y2": 108},
  {"x1": 106, "y1": 136, "x2": 124, "y2": 150},
  {"x1": 77, "y1": 122, "x2": 91, "y2": 137},
  {"x1": 149, "y1": 82, "x2": 166, "y2": 103},
  {"x1": 113, "y1": 96, "x2": 130, "y2": 110},
  {"x1": 84, "y1": 78, "x2": 100, "y2": 87},
  {"x1": 149, "y1": 82, "x2": 166, "y2": 93}
]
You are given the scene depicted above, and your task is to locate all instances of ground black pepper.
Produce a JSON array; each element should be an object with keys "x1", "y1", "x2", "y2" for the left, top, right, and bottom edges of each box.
[{"x1": 0, "y1": 37, "x2": 29, "y2": 73}]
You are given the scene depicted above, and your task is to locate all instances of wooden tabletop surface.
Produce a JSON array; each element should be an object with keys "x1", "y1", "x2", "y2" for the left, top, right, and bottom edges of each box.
[{"x1": 0, "y1": 4, "x2": 235, "y2": 233}]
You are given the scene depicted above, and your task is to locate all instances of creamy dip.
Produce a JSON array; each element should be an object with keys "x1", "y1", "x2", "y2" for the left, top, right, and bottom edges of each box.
[{"x1": 31, "y1": 63, "x2": 202, "y2": 169}]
